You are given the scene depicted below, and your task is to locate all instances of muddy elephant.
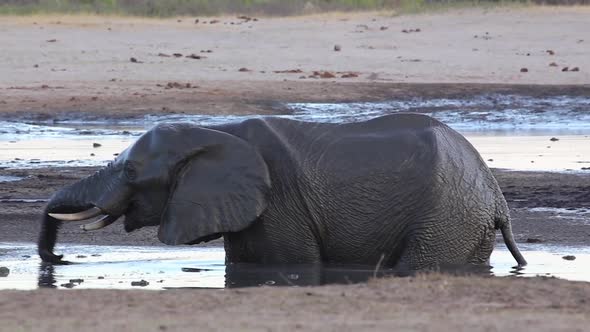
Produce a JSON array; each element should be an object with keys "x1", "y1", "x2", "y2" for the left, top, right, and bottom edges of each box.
[{"x1": 39, "y1": 114, "x2": 527, "y2": 269}]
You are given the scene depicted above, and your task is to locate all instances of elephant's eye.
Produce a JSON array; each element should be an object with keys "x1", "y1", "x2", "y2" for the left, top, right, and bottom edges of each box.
[{"x1": 124, "y1": 161, "x2": 137, "y2": 181}]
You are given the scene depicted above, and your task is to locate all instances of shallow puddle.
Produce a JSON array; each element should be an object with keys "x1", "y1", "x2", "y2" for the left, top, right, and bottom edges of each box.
[
  {"x1": 0, "y1": 243, "x2": 588, "y2": 290},
  {"x1": 1, "y1": 93, "x2": 589, "y2": 171}
]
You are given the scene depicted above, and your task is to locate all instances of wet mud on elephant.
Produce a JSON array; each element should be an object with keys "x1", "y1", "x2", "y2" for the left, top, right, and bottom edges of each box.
[{"x1": 39, "y1": 113, "x2": 527, "y2": 269}]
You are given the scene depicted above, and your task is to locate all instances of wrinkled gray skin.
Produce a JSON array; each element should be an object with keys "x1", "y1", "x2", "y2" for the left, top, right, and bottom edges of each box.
[{"x1": 39, "y1": 114, "x2": 527, "y2": 269}]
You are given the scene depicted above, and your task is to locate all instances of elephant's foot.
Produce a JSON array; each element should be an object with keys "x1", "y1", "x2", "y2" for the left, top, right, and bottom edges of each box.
[{"x1": 38, "y1": 249, "x2": 65, "y2": 264}]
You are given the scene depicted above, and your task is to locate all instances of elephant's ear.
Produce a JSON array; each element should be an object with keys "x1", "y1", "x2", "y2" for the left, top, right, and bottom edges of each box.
[{"x1": 158, "y1": 128, "x2": 270, "y2": 245}]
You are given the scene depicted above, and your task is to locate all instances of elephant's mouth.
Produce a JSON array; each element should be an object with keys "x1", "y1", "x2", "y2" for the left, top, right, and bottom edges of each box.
[{"x1": 49, "y1": 207, "x2": 121, "y2": 231}]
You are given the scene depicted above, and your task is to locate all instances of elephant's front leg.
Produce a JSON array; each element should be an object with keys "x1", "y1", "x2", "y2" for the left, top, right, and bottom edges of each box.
[{"x1": 223, "y1": 218, "x2": 322, "y2": 265}]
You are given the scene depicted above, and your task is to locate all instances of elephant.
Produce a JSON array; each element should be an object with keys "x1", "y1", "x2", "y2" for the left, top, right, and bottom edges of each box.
[{"x1": 38, "y1": 113, "x2": 527, "y2": 269}]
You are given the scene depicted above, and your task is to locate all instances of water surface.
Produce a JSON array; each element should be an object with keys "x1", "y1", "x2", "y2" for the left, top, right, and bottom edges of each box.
[{"x1": 0, "y1": 243, "x2": 588, "y2": 290}]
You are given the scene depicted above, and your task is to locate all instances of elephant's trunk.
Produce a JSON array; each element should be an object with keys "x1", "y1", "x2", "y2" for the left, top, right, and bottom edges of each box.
[{"x1": 38, "y1": 169, "x2": 127, "y2": 263}]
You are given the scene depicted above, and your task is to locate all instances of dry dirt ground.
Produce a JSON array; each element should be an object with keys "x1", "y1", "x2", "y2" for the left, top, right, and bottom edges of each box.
[
  {"x1": 1, "y1": 274, "x2": 590, "y2": 331},
  {"x1": 1, "y1": 6, "x2": 590, "y2": 331}
]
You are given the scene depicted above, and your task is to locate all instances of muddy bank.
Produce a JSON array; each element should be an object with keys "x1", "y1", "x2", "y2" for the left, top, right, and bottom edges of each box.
[
  {"x1": 1, "y1": 274, "x2": 589, "y2": 331},
  {"x1": 0, "y1": 166, "x2": 589, "y2": 247},
  {"x1": 1, "y1": 82, "x2": 590, "y2": 122}
]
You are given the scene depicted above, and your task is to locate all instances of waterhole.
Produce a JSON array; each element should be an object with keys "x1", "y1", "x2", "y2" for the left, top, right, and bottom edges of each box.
[{"x1": 0, "y1": 243, "x2": 588, "y2": 290}]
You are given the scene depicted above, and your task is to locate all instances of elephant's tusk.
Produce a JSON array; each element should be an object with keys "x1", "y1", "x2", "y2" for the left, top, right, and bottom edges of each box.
[
  {"x1": 80, "y1": 215, "x2": 118, "y2": 231},
  {"x1": 48, "y1": 207, "x2": 103, "y2": 221}
]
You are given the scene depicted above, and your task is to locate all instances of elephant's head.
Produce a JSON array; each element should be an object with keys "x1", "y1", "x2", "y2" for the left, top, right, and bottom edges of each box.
[{"x1": 38, "y1": 123, "x2": 271, "y2": 263}]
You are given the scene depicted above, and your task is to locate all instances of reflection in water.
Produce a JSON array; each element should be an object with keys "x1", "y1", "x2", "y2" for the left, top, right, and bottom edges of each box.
[{"x1": 38, "y1": 263, "x2": 57, "y2": 289}]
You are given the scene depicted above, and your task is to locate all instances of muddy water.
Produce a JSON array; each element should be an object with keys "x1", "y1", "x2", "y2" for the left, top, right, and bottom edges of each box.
[
  {"x1": 1, "y1": 94, "x2": 589, "y2": 171},
  {"x1": 0, "y1": 243, "x2": 589, "y2": 290}
]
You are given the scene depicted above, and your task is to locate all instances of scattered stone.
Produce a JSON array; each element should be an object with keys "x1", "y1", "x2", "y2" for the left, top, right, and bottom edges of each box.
[
  {"x1": 76, "y1": 255, "x2": 87, "y2": 258},
  {"x1": 525, "y1": 238, "x2": 543, "y2": 243},
  {"x1": 90, "y1": 153, "x2": 95, "y2": 156},
  {"x1": 186, "y1": 54, "x2": 205, "y2": 60},
  {"x1": 380, "y1": 26, "x2": 388, "y2": 31},
  {"x1": 130, "y1": 57, "x2": 143, "y2": 63},
  {"x1": 0, "y1": 267, "x2": 9, "y2": 277},
  {"x1": 571, "y1": 67, "x2": 580, "y2": 72},
  {"x1": 165, "y1": 82, "x2": 192, "y2": 89},
  {"x1": 70, "y1": 278, "x2": 84, "y2": 284},
  {"x1": 98, "y1": 276, "x2": 105, "y2": 279},
  {"x1": 550, "y1": 137, "x2": 559, "y2": 142},
  {"x1": 273, "y1": 69, "x2": 303, "y2": 74},
  {"x1": 92, "y1": 143, "x2": 101, "y2": 148},
  {"x1": 334, "y1": 44, "x2": 341, "y2": 52},
  {"x1": 158, "y1": 53, "x2": 171, "y2": 57},
  {"x1": 173, "y1": 53, "x2": 183, "y2": 57},
  {"x1": 520, "y1": 68, "x2": 528, "y2": 73},
  {"x1": 46, "y1": 39, "x2": 57, "y2": 42},
  {"x1": 487, "y1": 159, "x2": 494, "y2": 162},
  {"x1": 562, "y1": 67, "x2": 569, "y2": 72},
  {"x1": 34, "y1": 64, "x2": 39, "y2": 68},
  {"x1": 209, "y1": 20, "x2": 220, "y2": 24},
  {"x1": 402, "y1": 28, "x2": 421, "y2": 33},
  {"x1": 61, "y1": 283, "x2": 76, "y2": 288},
  {"x1": 549, "y1": 62, "x2": 558, "y2": 67},
  {"x1": 546, "y1": 50, "x2": 555, "y2": 55},
  {"x1": 562, "y1": 255, "x2": 576, "y2": 261},
  {"x1": 238, "y1": 67, "x2": 251, "y2": 72},
  {"x1": 131, "y1": 280, "x2": 149, "y2": 287},
  {"x1": 311, "y1": 71, "x2": 336, "y2": 79},
  {"x1": 340, "y1": 72, "x2": 359, "y2": 78},
  {"x1": 22, "y1": 255, "x2": 31, "y2": 258}
]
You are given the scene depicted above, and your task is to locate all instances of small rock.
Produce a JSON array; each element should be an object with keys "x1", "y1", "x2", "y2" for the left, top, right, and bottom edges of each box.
[
  {"x1": 562, "y1": 67, "x2": 569, "y2": 72},
  {"x1": 46, "y1": 39, "x2": 57, "y2": 43},
  {"x1": 131, "y1": 280, "x2": 149, "y2": 287},
  {"x1": 546, "y1": 50, "x2": 555, "y2": 55},
  {"x1": 520, "y1": 68, "x2": 528, "y2": 73},
  {"x1": 157, "y1": 53, "x2": 171, "y2": 57},
  {"x1": 194, "y1": 19, "x2": 199, "y2": 24},
  {"x1": 526, "y1": 238, "x2": 543, "y2": 243},
  {"x1": 210, "y1": 20, "x2": 220, "y2": 24},
  {"x1": 562, "y1": 255, "x2": 576, "y2": 261},
  {"x1": 0, "y1": 267, "x2": 9, "y2": 277},
  {"x1": 130, "y1": 57, "x2": 143, "y2": 63},
  {"x1": 92, "y1": 143, "x2": 102, "y2": 148},
  {"x1": 380, "y1": 26, "x2": 388, "y2": 31},
  {"x1": 571, "y1": 67, "x2": 580, "y2": 72},
  {"x1": 173, "y1": 53, "x2": 183, "y2": 57},
  {"x1": 76, "y1": 255, "x2": 87, "y2": 258},
  {"x1": 549, "y1": 137, "x2": 559, "y2": 142},
  {"x1": 334, "y1": 44, "x2": 341, "y2": 52},
  {"x1": 238, "y1": 67, "x2": 251, "y2": 72},
  {"x1": 70, "y1": 278, "x2": 84, "y2": 284},
  {"x1": 549, "y1": 62, "x2": 558, "y2": 67},
  {"x1": 186, "y1": 54, "x2": 205, "y2": 60},
  {"x1": 98, "y1": 276, "x2": 105, "y2": 279},
  {"x1": 487, "y1": 159, "x2": 494, "y2": 162}
]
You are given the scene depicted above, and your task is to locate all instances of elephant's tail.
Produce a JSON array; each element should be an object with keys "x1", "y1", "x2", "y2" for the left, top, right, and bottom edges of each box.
[{"x1": 499, "y1": 221, "x2": 527, "y2": 267}]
